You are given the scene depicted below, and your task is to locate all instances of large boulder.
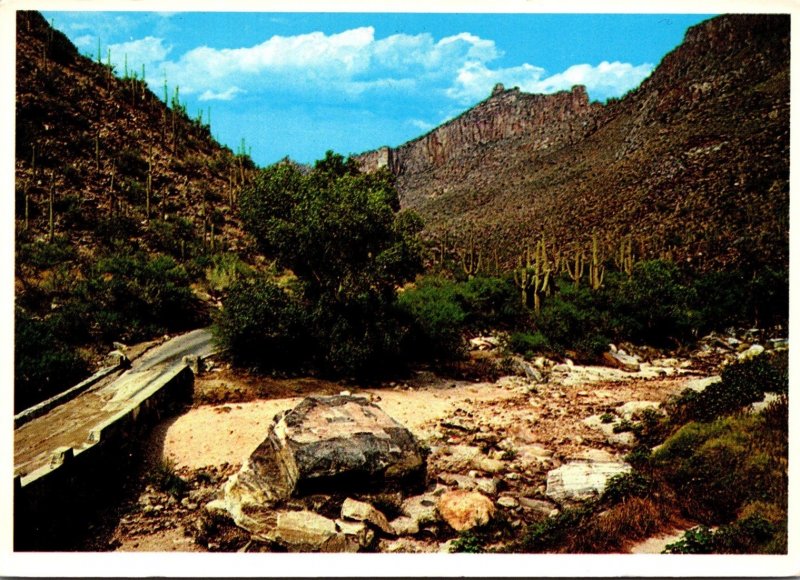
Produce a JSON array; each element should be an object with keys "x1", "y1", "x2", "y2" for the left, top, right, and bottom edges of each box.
[{"x1": 211, "y1": 395, "x2": 426, "y2": 536}]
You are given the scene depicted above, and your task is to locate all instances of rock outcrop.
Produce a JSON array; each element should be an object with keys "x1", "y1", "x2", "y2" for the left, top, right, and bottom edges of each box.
[{"x1": 355, "y1": 15, "x2": 789, "y2": 274}]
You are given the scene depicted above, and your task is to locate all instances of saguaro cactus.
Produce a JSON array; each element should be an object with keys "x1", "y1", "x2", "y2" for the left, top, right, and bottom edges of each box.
[
  {"x1": 614, "y1": 235, "x2": 634, "y2": 277},
  {"x1": 514, "y1": 238, "x2": 551, "y2": 315},
  {"x1": 459, "y1": 233, "x2": 482, "y2": 279},
  {"x1": 566, "y1": 246, "x2": 585, "y2": 289},
  {"x1": 589, "y1": 233, "x2": 605, "y2": 290}
]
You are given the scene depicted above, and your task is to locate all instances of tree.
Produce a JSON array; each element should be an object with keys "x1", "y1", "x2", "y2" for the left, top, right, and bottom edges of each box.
[{"x1": 222, "y1": 151, "x2": 424, "y2": 377}]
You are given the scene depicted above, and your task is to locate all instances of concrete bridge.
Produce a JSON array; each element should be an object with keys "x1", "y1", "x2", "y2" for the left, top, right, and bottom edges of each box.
[{"x1": 13, "y1": 328, "x2": 215, "y2": 550}]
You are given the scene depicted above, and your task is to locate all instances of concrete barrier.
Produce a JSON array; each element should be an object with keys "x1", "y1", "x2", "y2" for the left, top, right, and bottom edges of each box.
[
  {"x1": 14, "y1": 364, "x2": 194, "y2": 550},
  {"x1": 13, "y1": 359, "x2": 129, "y2": 429}
]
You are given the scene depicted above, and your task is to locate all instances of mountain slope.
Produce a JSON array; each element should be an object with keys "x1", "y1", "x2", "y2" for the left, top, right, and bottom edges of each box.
[
  {"x1": 356, "y1": 14, "x2": 789, "y2": 273},
  {"x1": 15, "y1": 11, "x2": 255, "y2": 261}
]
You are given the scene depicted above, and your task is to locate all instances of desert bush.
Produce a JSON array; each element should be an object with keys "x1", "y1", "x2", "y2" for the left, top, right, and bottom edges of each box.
[
  {"x1": 610, "y1": 259, "x2": 698, "y2": 347},
  {"x1": 83, "y1": 251, "x2": 199, "y2": 342},
  {"x1": 672, "y1": 350, "x2": 787, "y2": 423},
  {"x1": 14, "y1": 307, "x2": 88, "y2": 412},
  {"x1": 205, "y1": 252, "x2": 253, "y2": 294},
  {"x1": 397, "y1": 277, "x2": 467, "y2": 361},
  {"x1": 651, "y1": 399, "x2": 787, "y2": 524},
  {"x1": 534, "y1": 278, "x2": 611, "y2": 360},
  {"x1": 213, "y1": 277, "x2": 310, "y2": 371},
  {"x1": 507, "y1": 331, "x2": 550, "y2": 358}
]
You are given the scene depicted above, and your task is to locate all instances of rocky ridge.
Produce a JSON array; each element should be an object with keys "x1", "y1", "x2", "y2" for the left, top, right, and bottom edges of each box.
[{"x1": 355, "y1": 14, "x2": 789, "y2": 273}]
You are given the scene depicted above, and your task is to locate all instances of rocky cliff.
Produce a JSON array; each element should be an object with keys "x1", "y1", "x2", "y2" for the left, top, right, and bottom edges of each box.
[{"x1": 356, "y1": 14, "x2": 789, "y2": 273}]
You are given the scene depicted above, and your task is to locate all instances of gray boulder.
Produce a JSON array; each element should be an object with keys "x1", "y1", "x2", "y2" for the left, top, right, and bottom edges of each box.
[
  {"x1": 545, "y1": 460, "x2": 631, "y2": 504},
  {"x1": 212, "y1": 395, "x2": 425, "y2": 535}
]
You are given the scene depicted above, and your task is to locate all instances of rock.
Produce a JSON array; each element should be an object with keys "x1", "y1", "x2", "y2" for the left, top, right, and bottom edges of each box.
[
  {"x1": 268, "y1": 510, "x2": 349, "y2": 552},
  {"x1": 214, "y1": 396, "x2": 425, "y2": 535},
  {"x1": 469, "y1": 336, "x2": 500, "y2": 350},
  {"x1": 401, "y1": 493, "x2": 440, "y2": 527},
  {"x1": 437, "y1": 490, "x2": 495, "y2": 532},
  {"x1": 749, "y1": 392, "x2": 781, "y2": 414},
  {"x1": 602, "y1": 350, "x2": 641, "y2": 372},
  {"x1": 497, "y1": 496, "x2": 519, "y2": 509},
  {"x1": 335, "y1": 519, "x2": 375, "y2": 549},
  {"x1": 518, "y1": 497, "x2": 558, "y2": 517},
  {"x1": 737, "y1": 344, "x2": 765, "y2": 361},
  {"x1": 571, "y1": 448, "x2": 617, "y2": 463},
  {"x1": 511, "y1": 358, "x2": 544, "y2": 382},
  {"x1": 616, "y1": 401, "x2": 660, "y2": 420},
  {"x1": 685, "y1": 375, "x2": 722, "y2": 392},
  {"x1": 390, "y1": 516, "x2": 420, "y2": 536},
  {"x1": 545, "y1": 460, "x2": 632, "y2": 504},
  {"x1": 341, "y1": 498, "x2": 393, "y2": 535}
]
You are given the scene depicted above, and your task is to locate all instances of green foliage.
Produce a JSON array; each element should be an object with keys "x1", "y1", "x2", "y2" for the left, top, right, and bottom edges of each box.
[
  {"x1": 673, "y1": 351, "x2": 788, "y2": 423},
  {"x1": 226, "y1": 151, "x2": 424, "y2": 378},
  {"x1": 14, "y1": 307, "x2": 88, "y2": 412},
  {"x1": 507, "y1": 331, "x2": 550, "y2": 358},
  {"x1": 652, "y1": 399, "x2": 788, "y2": 523},
  {"x1": 510, "y1": 506, "x2": 592, "y2": 553},
  {"x1": 213, "y1": 277, "x2": 309, "y2": 371},
  {"x1": 601, "y1": 471, "x2": 654, "y2": 504},
  {"x1": 663, "y1": 515, "x2": 782, "y2": 554},
  {"x1": 83, "y1": 251, "x2": 199, "y2": 342},
  {"x1": 17, "y1": 236, "x2": 76, "y2": 269},
  {"x1": 205, "y1": 253, "x2": 253, "y2": 294},
  {"x1": 534, "y1": 277, "x2": 610, "y2": 360},
  {"x1": 450, "y1": 531, "x2": 487, "y2": 553},
  {"x1": 149, "y1": 458, "x2": 189, "y2": 498},
  {"x1": 611, "y1": 259, "x2": 698, "y2": 346},
  {"x1": 600, "y1": 412, "x2": 615, "y2": 424},
  {"x1": 662, "y1": 525, "x2": 716, "y2": 554},
  {"x1": 398, "y1": 277, "x2": 467, "y2": 361}
]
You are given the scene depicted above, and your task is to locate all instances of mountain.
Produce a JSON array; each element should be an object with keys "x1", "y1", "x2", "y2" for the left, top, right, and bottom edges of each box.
[
  {"x1": 15, "y1": 11, "x2": 255, "y2": 261},
  {"x1": 355, "y1": 14, "x2": 790, "y2": 274}
]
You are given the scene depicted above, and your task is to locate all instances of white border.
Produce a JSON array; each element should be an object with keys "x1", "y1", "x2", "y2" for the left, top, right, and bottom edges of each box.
[{"x1": 1, "y1": 0, "x2": 798, "y2": 577}]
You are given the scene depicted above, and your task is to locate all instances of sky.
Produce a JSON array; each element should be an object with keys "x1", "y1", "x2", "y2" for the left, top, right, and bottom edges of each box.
[{"x1": 40, "y1": 11, "x2": 714, "y2": 166}]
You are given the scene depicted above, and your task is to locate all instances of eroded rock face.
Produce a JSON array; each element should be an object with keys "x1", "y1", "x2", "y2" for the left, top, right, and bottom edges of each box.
[{"x1": 212, "y1": 395, "x2": 426, "y2": 536}]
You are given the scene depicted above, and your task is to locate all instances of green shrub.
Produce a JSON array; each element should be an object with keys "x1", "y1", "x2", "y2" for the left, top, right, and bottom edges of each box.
[
  {"x1": 17, "y1": 236, "x2": 76, "y2": 269},
  {"x1": 611, "y1": 259, "x2": 698, "y2": 347},
  {"x1": 213, "y1": 277, "x2": 309, "y2": 371},
  {"x1": 450, "y1": 531, "x2": 487, "y2": 553},
  {"x1": 83, "y1": 251, "x2": 199, "y2": 342},
  {"x1": 205, "y1": 253, "x2": 253, "y2": 294},
  {"x1": 507, "y1": 331, "x2": 549, "y2": 357},
  {"x1": 602, "y1": 471, "x2": 654, "y2": 504},
  {"x1": 652, "y1": 404, "x2": 787, "y2": 523},
  {"x1": 664, "y1": 515, "x2": 782, "y2": 554},
  {"x1": 662, "y1": 525, "x2": 716, "y2": 554},
  {"x1": 397, "y1": 277, "x2": 467, "y2": 361},
  {"x1": 14, "y1": 307, "x2": 89, "y2": 412},
  {"x1": 673, "y1": 351, "x2": 788, "y2": 423},
  {"x1": 534, "y1": 278, "x2": 611, "y2": 361}
]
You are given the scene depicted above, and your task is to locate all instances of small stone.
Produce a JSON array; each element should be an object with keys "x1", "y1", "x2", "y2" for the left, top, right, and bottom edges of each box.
[
  {"x1": 390, "y1": 516, "x2": 419, "y2": 536},
  {"x1": 341, "y1": 498, "x2": 394, "y2": 535},
  {"x1": 437, "y1": 490, "x2": 495, "y2": 532},
  {"x1": 497, "y1": 496, "x2": 519, "y2": 509}
]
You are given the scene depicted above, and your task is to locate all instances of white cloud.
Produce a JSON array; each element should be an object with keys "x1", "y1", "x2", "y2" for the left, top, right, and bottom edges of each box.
[
  {"x1": 447, "y1": 60, "x2": 653, "y2": 104},
  {"x1": 199, "y1": 87, "x2": 245, "y2": 101},
  {"x1": 98, "y1": 26, "x2": 652, "y2": 109}
]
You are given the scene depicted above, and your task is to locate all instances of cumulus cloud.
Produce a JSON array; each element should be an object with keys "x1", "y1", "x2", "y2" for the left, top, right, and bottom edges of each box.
[
  {"x1": 107, "y1": 26, "x2": 652, "y2": 110},
  {"x1": 447, "y1": 60, "x2": 654, "y2": 104}
]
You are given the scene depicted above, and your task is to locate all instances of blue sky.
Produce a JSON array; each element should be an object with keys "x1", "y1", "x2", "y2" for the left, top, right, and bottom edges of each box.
[{"x1": 41, "y1": 11, "x2": 714, "y2": 166}]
